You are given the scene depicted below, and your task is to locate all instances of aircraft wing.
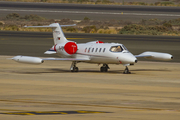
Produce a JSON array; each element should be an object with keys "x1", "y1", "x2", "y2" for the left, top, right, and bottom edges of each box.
[
  {"x1": 135, "y1": 55, "x2": 152, "y2": 58},
  {"x1": 11, "y1": 55, "x2": 90, "y2": 64},
  {"x1": 135, "y1": 51, "x2": 173, "y2": 61},
  {"x1": 42, "y1": 58, "x2": 90, "y2": 61}
]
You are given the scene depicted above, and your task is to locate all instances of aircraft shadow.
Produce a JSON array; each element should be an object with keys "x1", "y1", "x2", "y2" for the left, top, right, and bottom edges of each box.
[{"x1": 11, "y1": 68, "x2": 170, "y2": 74}]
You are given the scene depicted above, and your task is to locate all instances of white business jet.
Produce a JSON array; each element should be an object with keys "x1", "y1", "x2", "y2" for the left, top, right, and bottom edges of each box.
[{"x1": 11, "y1": 23, "x2": 173, "y2": 74}]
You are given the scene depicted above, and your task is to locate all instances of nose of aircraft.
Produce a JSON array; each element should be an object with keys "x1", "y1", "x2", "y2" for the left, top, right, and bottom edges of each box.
[
  {"x1": 135, "y1": 59, "x2": 138, "y2": 63},
  {"x1": 119, "y1": 53, "x2": 138, "y2": 64}
]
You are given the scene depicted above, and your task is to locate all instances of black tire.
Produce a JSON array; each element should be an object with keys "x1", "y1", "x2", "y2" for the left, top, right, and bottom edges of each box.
[
  {"x1": 74, "y1": 67, "x2": 79, "y2": 72},
  {"x1": 71, "y1": 67, "x2": 79, "y2": 72},
  {"x1": 123, "y1": 70, "x2": 131, "y2": 74},
  {"x1": 100, "y1": 67, "x2": 108, "y2": 72},
  {"x1": 100, "y1": 67, "x2": 104, "y2": 72}
]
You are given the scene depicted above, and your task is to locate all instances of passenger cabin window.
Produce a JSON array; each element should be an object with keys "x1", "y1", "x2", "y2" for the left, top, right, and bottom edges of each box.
[
  {"x1": 92, "y1": 48, "x2": 94, "y2": 52},
  {"x1": 99, "y1": 48, "x2": 102, "y2": 52},
  {"x1": 110, "y1": 46, "x2": 123, "y2": 52},
  {"x1": 103, "y1": 48, "x2": 106, "y2": 52},
  {"x1": 95, "y1": 48, "x2": 98, "y2": 52},
  {"x1": 88, "y1": 48, "x2": 91, "y2": 53},
  {"x1": 85, "y1": 48, "x2": 87, "y2": 52}
]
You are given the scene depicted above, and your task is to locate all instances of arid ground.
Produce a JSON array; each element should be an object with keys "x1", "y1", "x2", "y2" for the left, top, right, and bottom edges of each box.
[{"x1": 0, "y1": 56, "x2": 180, "y2": 120}]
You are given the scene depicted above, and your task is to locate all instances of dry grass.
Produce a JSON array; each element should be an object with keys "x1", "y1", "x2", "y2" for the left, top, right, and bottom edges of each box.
[
  {"x1": 97, "y1": 28, "x2": 118, "y2": 34},
  {"x1": 2, "y1": 0, "x2": 180, "y2": 7},
  {"x1": 0, "y1": 13, "x2": 180, "y2": 36}
]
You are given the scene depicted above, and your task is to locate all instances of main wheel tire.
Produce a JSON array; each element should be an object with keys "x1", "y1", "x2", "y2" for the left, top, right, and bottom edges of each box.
[
  {"x1": 71, "y1": 67, "x2": 79, "y2": 72},
  {"x1": 100, "y1": 67, "x2": 108, "y2": 72},
  {"x1": 104, "y1": 68, "x2": 108, "y2": 72},
  {"x1": 100, "y1": 67, "x2": 104, "y2": 72},
  {"x1": 74, "y1": 67, "x2": 79, "y2": 72}
]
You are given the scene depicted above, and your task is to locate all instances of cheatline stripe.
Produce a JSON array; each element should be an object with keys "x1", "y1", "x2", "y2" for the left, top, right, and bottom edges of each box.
[{"x1": 0, "y1": 9, "x2": 180, "y2": 17}]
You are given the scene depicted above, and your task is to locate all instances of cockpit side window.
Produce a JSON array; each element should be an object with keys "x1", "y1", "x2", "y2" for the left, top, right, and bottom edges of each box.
[{"x1": 110, "y1": 46, "x2": 123, "y2": 52}]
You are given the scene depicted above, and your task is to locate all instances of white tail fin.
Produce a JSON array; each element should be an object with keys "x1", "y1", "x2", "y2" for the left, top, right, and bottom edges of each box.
[{"x1": 24, "y1": 23, "x2": 76, "y2": 45}]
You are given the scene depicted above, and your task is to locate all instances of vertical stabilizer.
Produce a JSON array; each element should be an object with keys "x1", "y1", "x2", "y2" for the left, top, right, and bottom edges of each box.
[
  {"x1": 50, "y1": 23, "x2": 68, "y2": 44},
  {"x1": 24, "y1": 23, "x2": 76, "y2": 45}
]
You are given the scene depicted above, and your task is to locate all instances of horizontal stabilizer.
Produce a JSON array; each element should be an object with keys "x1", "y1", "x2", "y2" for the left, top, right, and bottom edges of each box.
[
  {"x1": 24, "y1": 23, "x2": 76, "y2": 45},
  {"x1": 24, "y1": 24, "x2": 76, "y2": 28},
  {"x1": 44, "y1": 51, "x2": 57, "y2": 54}
]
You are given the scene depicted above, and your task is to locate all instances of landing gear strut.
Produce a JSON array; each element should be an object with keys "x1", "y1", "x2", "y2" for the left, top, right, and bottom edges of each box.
[
  {"x1": 70, "y1": 61, "x2": 79, "y2": 72},
  {"x1": 100, "y1": 64, "x2": 110, "y2": 72},
  {"x1": 123, "y1": 66, "x2": 131, "y2": 74}
]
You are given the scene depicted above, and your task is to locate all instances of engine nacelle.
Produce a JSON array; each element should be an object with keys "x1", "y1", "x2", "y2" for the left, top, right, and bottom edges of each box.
[
  {"x1": 64, "y1": 42, "x2": 78, "y2": 54},
  {"x1": 140, "y1": 52, "x2": 173, "y2": 61},
  {"x1": 55, "y1": 42, "x2": 78, "y2": 55},
  {"x1": 12, "y1": 55, "x2": 44, "y2": 64}
]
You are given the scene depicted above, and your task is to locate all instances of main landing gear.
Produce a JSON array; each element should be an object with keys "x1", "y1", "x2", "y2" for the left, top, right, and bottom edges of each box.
[
  {"x1": 70, "y1": 61, "x2": 79, "y2": 72},
  {"x1": 70, "y1": 62, "x2": 131, "y2": 74},
  {"x1": 123, "y1": 66, "x2": 131, "y2": 74},
  {"x1": 100, "y1": 64, "x2": 110, "y2": 72}
]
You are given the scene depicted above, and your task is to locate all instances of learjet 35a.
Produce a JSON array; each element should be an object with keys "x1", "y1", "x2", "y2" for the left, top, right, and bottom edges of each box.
[{"x1": 11, "y1": 23, "x2": 173, "y2": 74}]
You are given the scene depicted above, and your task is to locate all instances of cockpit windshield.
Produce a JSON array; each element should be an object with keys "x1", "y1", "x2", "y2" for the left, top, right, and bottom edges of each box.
[
  {"x1": 110, "y1": 45, "x2": 129, "y2": 52},
  {"x1": 110, "y1": 45, "x2": 123, "y2": 52},
  {"x1": 122, "y1": 45, "x2": 128, "y2": 51}
]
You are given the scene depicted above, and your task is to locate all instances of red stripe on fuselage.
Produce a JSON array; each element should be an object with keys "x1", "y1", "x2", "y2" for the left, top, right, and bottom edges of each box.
[{"x1": 54, "y1": 44, "x2": 57, "y2": 51}]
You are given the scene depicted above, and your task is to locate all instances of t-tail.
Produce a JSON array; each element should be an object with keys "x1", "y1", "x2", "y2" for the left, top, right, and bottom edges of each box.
[{"x1": 24, "y1": 23, "x2": 76, "y2": 45}]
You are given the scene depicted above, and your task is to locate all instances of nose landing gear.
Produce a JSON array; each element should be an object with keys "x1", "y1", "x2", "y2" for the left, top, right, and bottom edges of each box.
[
  {"x1": 123, "y1": 66, "x2": 131, "y2": 74},
  {"x1": 100, "y1": 64, "x2": 110, "y2": 72}
]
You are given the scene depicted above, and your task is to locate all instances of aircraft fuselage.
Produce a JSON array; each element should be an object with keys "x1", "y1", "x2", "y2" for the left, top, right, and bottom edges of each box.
[{"x1": 56, "y1": 42, "x2": 137, "y2": 65}]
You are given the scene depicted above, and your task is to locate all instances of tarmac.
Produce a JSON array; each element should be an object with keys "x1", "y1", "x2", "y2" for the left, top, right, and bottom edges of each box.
[
  {"x1": 0, "y1": 1, "x2": 180, "y2": 21},
  {"x1": 0, "y1": 56, "x2": 180, "y2": 120}
]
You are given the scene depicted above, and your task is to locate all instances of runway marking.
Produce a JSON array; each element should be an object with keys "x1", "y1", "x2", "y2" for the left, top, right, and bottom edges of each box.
[
  {"x1": 0, "y1": 9, "x2": 180, "y2": 17},
  {"x1": 1, "y1": 110, "x2": 108, "y2": 115}
]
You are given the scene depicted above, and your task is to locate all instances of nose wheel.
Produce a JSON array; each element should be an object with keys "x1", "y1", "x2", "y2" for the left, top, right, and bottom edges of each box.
[
  {"x1": 100, "y1": 64, "x2": 110, "y2": 72},
  {"x1": 70, "y1": 61, "x2": 79, "y2": 72},
  {"x1": 123, "y1": 66, "x2": 131, "y2": 74}
]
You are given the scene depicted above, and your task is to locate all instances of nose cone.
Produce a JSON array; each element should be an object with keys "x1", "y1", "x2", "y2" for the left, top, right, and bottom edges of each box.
[
  {"x1": 119, "y1": 53, "x2": 137, "y2": 64},
  {"x1": 135, "y1": 59, "x2": 138, "y2": 63},
  {"x1": 171, "y1": 56, "x2": 173, "y2": 60}
]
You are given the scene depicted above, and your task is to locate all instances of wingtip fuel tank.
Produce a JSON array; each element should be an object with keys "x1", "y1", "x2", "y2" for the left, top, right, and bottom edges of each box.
[{"x1": 12, "y1": 55, "x2": 44, "y2": 64}]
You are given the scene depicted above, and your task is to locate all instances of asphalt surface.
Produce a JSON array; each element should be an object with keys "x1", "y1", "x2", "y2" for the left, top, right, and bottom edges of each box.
[
  {"x1": 1, "y1": 2, "x2": 180, "y2": 12},
  {"x1": 0, "y1": 56, "x2": 180, "y2": 120},
  {"x1": 0, "y1": 31, "x2": 179, "y2": 62},
  {"x1": 0, "y1": 1, "x2": 180, "y2": 21}
]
